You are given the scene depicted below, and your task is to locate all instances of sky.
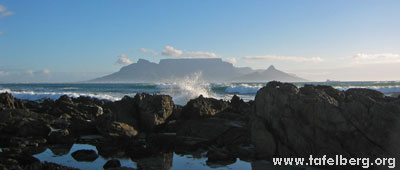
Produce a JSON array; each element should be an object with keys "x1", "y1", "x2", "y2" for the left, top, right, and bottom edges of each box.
[{"x1": 0, "y1": 0, "x2": 400, "y2": 82}]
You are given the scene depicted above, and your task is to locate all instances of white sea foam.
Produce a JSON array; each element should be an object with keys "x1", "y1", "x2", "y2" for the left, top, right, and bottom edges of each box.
[
  {"x1": 225, "y1": 84, "x2": 263, "y2": 94},
  {"x1": 334, "y1": 85, "x2": 400, "y2": 93},
  {"x1": 159, "y1": 72, "x2": 216, "y2": 105},
  {"x1": 0, "y1": 89, "x2": 121, "y2": 101}
]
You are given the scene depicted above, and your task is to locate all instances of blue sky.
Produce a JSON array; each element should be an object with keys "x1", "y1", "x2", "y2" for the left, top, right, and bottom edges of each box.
[{"x1": 1, "y1": 0, "x2": 400, "y2": 82}]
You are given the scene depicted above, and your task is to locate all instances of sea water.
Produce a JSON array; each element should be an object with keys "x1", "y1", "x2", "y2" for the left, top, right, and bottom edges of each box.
[
  {"x1": 1, "y1": 81, "x2": 399, "y2": 105},
  {"x1": 32, "y1": 144, "x2": 253, "y2": 170}
]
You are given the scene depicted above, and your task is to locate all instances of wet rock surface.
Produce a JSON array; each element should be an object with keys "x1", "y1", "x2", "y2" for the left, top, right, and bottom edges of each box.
[
  {"x1": 71, "y1": 149, "x2": 99, "y2": 162},
  {"x1": 251, "y1": 81, "x2": 400, "y2": 163}
]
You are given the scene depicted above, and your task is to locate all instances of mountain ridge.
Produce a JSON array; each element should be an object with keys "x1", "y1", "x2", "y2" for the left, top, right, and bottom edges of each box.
[{"x1": 90, "y1": 58, "x2": 306, "y2": 83}]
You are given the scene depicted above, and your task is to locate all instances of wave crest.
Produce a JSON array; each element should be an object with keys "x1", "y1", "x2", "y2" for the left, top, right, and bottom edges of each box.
[{"x1": 159, "y1": 72, "x2": 215, "y2": 105}]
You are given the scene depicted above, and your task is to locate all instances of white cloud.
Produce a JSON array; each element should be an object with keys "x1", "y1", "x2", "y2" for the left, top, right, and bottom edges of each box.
[
  {"x1": 243, "y1": 55, "x2": 323, "y2": 63},
  {"x1": 161, "y1": 45, "x2": 219, "y2": 58},
  {"x1": 140, "y1": 48, "x2": 158, "y2": 56},
  {"x1": 162, "y1": 46, "x2": 183, "y2": 57},
  {"x1": 225, "y1": 57, "x2": 237, "y2": 65},
  {"x1": 115, "y1": 54, "x2": 133, "y2": 66},
  {"x1": 0, "y1": 5, "x2": 14, "y2": 18},
  {"x1": 352, "y1": 53, "x2": 400, "y2": 64},
  {"x1": 0, "y1": 71, "x2": 9, "y2": 77},
  {"x1": 185, "y1": 51, "x2": 217, "y2": 58}
]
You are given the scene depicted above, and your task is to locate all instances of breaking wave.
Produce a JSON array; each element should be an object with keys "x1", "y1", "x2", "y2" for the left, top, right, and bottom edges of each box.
[
  {"x1": 1, "y1": 80, "x2": 400, "y2": 105},
  {"x1": 0, "y1": 88, "x2": 121, "y2": 101},
  {"x1": 158, "y1": 73, "x2": 216, "y2": 105}
]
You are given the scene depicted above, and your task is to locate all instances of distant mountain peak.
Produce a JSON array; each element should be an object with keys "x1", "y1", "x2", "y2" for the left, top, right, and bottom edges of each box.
[
  {"x1": 266, "y1": 65, "x2": 276, "y2": 71},
  {"x1": 137, "y1": 58, "x2": 151, "y2": 64}
]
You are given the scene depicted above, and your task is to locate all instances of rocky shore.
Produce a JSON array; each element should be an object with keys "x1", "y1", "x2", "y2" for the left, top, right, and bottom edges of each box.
[{"x1": 1, "y1": 81, "x2": 399, "y2": 170}]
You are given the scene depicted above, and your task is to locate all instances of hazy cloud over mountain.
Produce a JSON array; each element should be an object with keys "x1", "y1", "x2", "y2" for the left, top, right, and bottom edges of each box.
[
  {"x1": 140, "y1": 48, "x2": 158, "y2": 56},
  {"x1": 115, "y1": 54, "x2": 133, "y2": 66},
  {"x1": 243, "y1": 55, "x2": 323, "y2": 63},
  {"x1": 162, "y1": 46, "x2": 183, "y2": 57},
  {"x1": 225, "y1": 58, "x2": 237, "y2": 65},
  {"x1": 161, "y1": 46, "x2": 218, "y2": 58}
]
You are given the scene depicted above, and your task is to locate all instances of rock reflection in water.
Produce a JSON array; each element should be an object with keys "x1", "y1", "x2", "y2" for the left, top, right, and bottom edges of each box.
[
  {"x1": 34, "y1": 144, "x2": 137, "y2": 170},
  {"x1": 48, "y1": 144, "x2": 73, "y2": 156},
  {"x1": 136, "y1": 153, "x2": 173, "y2": 170},
  {"x1": 33, "y1": 143, "x2": 254, "y2": 170}
]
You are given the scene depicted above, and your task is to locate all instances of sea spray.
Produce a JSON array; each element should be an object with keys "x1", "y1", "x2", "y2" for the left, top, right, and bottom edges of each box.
[
  {"x1": 0, "y1": 88, "x2": 121, "y2": 101},
  {"x1": 158, "y1": 72, "x2": 215, "y2": 105}
]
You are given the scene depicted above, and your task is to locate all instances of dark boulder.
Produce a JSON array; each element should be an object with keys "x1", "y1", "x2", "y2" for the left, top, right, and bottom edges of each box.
[
  {"x1": 176, "y1": 118, "x2": 248, "y2": 148},
  {"x1": 0, "y1": 152, "x2": 40, "y2": 168},
  {"x1": 71, "y1": 149, "x2": 99, "y2": 162},
  {"x1": 251, "y1": 81, "x2": 400, "y2": 160},
  {"x1": 17, "y1": 119, "x2": 52, "y2": 138},
  {"x1": 180, "y1": 95, "x2": 229, "y2": 120},
  {"x1": 103, "y1": 96, "x2": 139, "y2": 128},
  {"x1": 69, "y1": 118, "x2": 97, "y2": 136},
  {"x1": 134, "y1": 93, "x2": 174, "y2": 132}
]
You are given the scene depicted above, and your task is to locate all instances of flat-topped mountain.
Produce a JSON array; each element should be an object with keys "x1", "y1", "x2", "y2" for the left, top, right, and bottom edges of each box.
[{"x1": 90, "y1": 58, "x2": 306, "y2": 83}]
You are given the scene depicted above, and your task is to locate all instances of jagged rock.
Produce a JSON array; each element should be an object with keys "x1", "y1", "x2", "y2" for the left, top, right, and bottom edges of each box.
[
  {"x1": 134, "y1": 93, "x2": 174, "y2": 132},
  {"x1": 103, "y1": 159, "x2": 121, "y2": 169},
  {"x1": 78, "y1": 104, "x2": 103, "y2": 117},
  {"x1": 48, "y1": 129, "x2": 74, "y2": 144},
  {"x1": 180, "y1": 95, "x2": 229, "y2": 119},
  {"x1": 104, "y1": 96, "x2": 138, "y2": 126},
  {"x1": 71, "y1": 149, "x2": 99, "y2": 162},
  {"x1": 229, "y1": 95, "x2": 251, "y2": 114},
  {"x1": 0, "y1": 152, "x2": 40, "y2": 168},
  {"x1": 50, "y1": 114, "x2": 71, "y2": 129},
  {"x1": 176, "y1": 118, "x2": 248, "y2": 148},
  {"x1": 251, "y1": 81, "x2": 400, "y2": 160},
  {"x1": 96, "y1": 121, "x2": 138, "y2": 140},
  {"x1": 0, "y1": 93, "x2": 24, "y2": 110},
  {"x1": 17, "y1": 119, "x2": 52, "y2": 138},
  {"x1": 73, "y1": 96, "x2": 107, "y2": 106},
  {"x1": 69, "y1": 118, "x2": 97, "y2": 136}
]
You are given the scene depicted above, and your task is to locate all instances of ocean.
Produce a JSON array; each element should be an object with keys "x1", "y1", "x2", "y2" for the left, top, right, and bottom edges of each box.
[{"x1": 1, "y1": 80, "x2": 400, "y2": 106}]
